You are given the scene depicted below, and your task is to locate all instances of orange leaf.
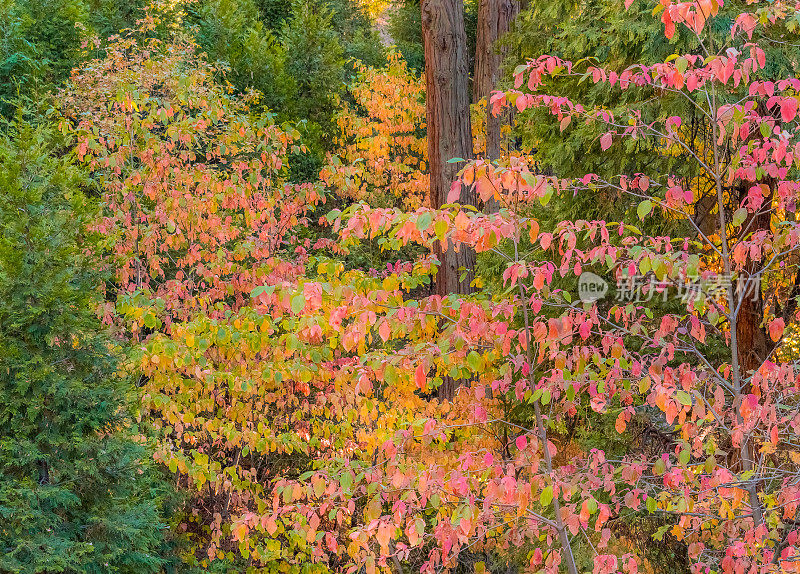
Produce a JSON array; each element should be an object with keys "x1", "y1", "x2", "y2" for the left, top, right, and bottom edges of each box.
[
  {"x1": 615, "y1": 413, "x2": 627, "y2": 433},
  {"x1": 376, "y1": 522, "x2": 392, "y2": 550},
  {"x1": 233, "y1": 522, "x2": 248, "y2": 542},
  {"x1": 529, "y1": 220, "x2": 540, "y2": 243},
  {"x1": 769, "y1": 317, "x2": 785, "y2": 342}
]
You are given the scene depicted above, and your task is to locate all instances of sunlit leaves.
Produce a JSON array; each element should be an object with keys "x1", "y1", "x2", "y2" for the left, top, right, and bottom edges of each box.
[{"x1": 320, "y1": 53, "x2": 428, "y2": 209}]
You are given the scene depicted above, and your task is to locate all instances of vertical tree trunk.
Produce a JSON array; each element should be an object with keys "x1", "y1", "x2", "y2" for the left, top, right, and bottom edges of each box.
[
  {"x1": 730, "y1": 105, "x2": 777, "y2": 375},
  {"x1": 735, "y1": 183, "x2": 774, "y2": 374},
  {"x1": 473, "y1": 0, "x2": 517, "y2": 164},
  {"x1": 422, "y1": 0, "x2": 475, "y2": 399},
  {"x1": 422, "y1": 0, "x2": 475, "y2": 298}
]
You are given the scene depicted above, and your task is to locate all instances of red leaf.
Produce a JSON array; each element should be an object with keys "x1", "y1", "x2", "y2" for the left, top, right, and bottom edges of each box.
[{"x1": 415, "y1": 363, "x2": 426, "y2": 389}]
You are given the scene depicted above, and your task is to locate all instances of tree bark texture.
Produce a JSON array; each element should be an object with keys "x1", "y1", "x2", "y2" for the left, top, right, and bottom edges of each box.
[
  {"x1": 473, "y1": 0, "x2": 518, "y2": 158},
  {"x1": 422, "y1": 0, "x2": 475, "y2": 399}
]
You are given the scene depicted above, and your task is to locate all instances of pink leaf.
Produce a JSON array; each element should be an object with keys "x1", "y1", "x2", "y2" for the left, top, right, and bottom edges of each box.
[
  {"x1": 782, "y1": 97, "x2": 798, "y2": 123},
  {"x1": 447, "y1": 180, "x2": 462, "y2": 203},
  {"x1": 600, "y1": 132, "x2": 613, "y2": 151},
  {"x1": 378, "y1": 320, "x2": 390, "y2": 342}
]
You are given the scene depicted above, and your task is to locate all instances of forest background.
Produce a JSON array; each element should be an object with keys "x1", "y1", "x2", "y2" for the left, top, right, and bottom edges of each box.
[{"x1": 4, "y1": 0, "x2": 800, "y2": 573}]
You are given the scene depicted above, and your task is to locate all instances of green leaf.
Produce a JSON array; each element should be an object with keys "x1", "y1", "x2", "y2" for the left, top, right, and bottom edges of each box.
[
  {"x1": 732, "y1": 207, "x2": 747, "y2": 227},
  {"x1": 435, "y1": 219, "x2": 447, "y2": 242},
  {"x1": 679, "y1": 448, "x2": 690, "y2": 465},
  {"x1": 646, "y1": 496, "x2": 657, "y2": 513},
  {"x1": 339, "y1": 471, "x2": 353, "y2": 493},
  {"x1": 539, "y1": 185, "x2": 554, "y2": 207},
  {"x1": 416, "y1": 212, "x2": 432, "y2": 232},
  {"x1": 676, "y1": 390, "x2": 692, "y2": 406},
  {"x1": 760, "y1": 121, "x2": 772, "y2": 138},
  {"x1": 540, "y1": 485, "x2": 553, "y2": 507},
  {"x1": 467, "y1": 350, "x2": 483, "y2": 372},
  {"x1": 291, "y1": 293, "x2": 305, "y2": 314},
  {"x1": 384, "y1": 364, "x2": 398, "y2": 385},
  {"x1": 637, "y1": 200, "x2": 653, "y2": 220}
]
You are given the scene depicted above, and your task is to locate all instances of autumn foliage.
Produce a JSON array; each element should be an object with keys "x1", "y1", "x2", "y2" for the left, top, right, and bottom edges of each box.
[
  {"x1": 40, "y1": 0, "x2": 800, "y2": 573},
  {"x1": 60, "y1": 25, "x2": 323, "y2": 326}
]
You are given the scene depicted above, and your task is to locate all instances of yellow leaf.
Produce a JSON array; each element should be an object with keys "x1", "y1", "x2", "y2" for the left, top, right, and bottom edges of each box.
[{"x1": 233, "y1": 522, "x2": 248, "y2": 542}]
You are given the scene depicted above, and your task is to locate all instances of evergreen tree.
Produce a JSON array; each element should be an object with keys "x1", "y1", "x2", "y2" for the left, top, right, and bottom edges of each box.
[
  {"x1": 0, "y1": 0, "x2": 146, "y2": 117},
  {"x1": 0, "y1": 118, "x2": 170, "y2": 573}
]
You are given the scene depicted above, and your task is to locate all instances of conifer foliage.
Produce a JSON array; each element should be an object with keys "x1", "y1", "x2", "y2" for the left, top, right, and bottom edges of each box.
[{"x1": 0, "y1": 119, "x2": 169, "y2": 573}]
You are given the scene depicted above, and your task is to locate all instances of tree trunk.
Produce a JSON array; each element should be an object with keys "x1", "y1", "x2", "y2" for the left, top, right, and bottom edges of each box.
[
  {"x1": 422, "y1": 0, "x2": 475, "y2": 399},
  {"x1": 735, "y1": 182, "x2": 774, "y2": 374},
  {"x1": 730, "y1": 103, "x2": 778, "y2": 374},
  {"x1": 473, "y1": 0, "x2": 517, "y2": 157}
]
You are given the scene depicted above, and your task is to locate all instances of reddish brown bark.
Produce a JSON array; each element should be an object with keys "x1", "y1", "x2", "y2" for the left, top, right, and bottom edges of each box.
[
  {"x1": 473, "y1": 0, "x2": 518, "y2": 161},
  {"x1": 422, "y1": 0, "x2": 475, "y2": 399},
  {"x1": 735, "y1": 184, "x2": 774, "y2": 374}
]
